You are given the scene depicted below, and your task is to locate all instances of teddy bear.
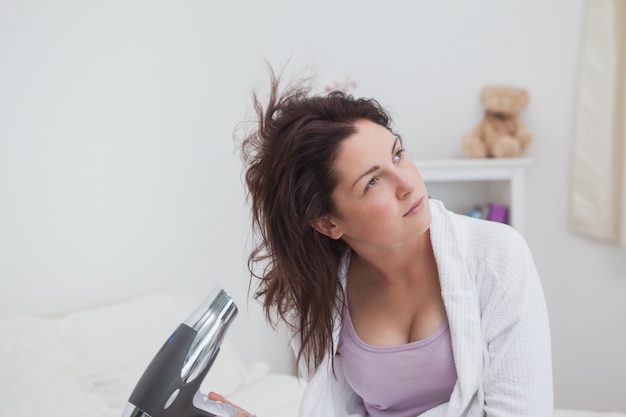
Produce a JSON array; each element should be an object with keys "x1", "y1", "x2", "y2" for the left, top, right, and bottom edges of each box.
[{"x1": 461, "y1": 85, "x2": 532, "y2": 158}]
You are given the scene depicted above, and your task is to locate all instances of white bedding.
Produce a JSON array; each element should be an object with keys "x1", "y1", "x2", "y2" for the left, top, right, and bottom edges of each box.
[
  {"x1": 0, "y1": 294, "x2": 622, "y2": 417},
  {"x1": 0, "y1": 294, "x2": 305, "y2": 417}
]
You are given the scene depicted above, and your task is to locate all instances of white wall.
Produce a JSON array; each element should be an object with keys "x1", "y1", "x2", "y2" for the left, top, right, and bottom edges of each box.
[{"x1": 1, "y1": 0, "x2": 624, "y2": 412}]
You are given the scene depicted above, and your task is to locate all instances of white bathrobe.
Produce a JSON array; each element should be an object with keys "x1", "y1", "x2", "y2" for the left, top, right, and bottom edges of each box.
[{"x1": 293, "y1": 199, "x2": 553, "y2": 417}]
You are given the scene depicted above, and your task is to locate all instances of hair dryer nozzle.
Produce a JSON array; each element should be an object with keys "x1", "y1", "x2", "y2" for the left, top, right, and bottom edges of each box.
[{"x1": 181, "y1": 287, "x2": 238, "y2": 382}]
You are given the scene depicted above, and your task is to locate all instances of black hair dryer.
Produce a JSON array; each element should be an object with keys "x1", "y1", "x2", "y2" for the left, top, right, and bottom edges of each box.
[{"x1": 122, "y1": 287, "x2": 240, "y2": 417}]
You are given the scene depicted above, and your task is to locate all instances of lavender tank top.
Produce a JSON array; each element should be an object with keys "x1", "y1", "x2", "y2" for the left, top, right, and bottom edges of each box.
[{"x1": 338, "y1": 303, "x2": 457, "y2": 417}]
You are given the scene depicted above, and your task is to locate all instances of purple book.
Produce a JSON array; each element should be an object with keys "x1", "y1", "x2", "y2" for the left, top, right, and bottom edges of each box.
[{"x1": 487, "y1": 203, "x2": 509, "y2": 224}]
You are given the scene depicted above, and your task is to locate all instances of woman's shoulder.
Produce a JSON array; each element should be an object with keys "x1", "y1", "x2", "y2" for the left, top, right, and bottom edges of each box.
[
  {"x1": 463, "y1": 213, "x2": 524, "y2": 244},
  {"x1": 464, "y1": 215, "x2": 531, "y2": 264},
  {"x1": 430, "y1": 198, "x2": 531, "y2": 260}
]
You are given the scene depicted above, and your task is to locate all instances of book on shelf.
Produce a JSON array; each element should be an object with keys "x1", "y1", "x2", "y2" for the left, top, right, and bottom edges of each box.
[{"x1": 465, "y1": 203, "x2": 509, "y2": 225}]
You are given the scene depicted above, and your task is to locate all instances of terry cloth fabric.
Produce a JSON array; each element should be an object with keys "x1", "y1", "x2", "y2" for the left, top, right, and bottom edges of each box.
[{"x1": 292, "y1": 198, "x2": 553, "y2": 417}]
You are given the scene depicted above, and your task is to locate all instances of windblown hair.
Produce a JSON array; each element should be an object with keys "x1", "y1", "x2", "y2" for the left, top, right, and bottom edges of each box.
[{"x1": 240, "y1": 70, "x2": 395, "y2": 374}]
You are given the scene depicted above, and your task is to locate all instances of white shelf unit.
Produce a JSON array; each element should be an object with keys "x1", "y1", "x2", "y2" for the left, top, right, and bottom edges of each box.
[{"x1": 416, "y1": 158, "x2": 531, "y2": 234}]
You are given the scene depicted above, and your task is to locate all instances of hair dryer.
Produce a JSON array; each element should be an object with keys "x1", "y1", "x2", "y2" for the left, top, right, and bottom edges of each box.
[{"x1": 122, "y1": 287, "x2": 241, "y2": 417}]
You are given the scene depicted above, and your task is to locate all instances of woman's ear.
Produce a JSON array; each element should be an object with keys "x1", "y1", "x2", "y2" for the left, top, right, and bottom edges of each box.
[{"x1": 311, "y1": 216, "x2": 343, "y2": 240}]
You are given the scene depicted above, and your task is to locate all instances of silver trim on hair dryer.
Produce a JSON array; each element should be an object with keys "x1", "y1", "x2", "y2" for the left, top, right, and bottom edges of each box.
[{"x1": 181, "y1": 287, "x2": 238, "y2": 383}]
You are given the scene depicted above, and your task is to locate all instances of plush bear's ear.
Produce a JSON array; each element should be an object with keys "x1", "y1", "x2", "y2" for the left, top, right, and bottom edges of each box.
[
  {"x1": 479, "y1": 86, "x2": 495, "y2": 104},
  {"x1": 517, "y1": 88, "x2": 529, "y2": 108},
  {"x1": 480, "y1": 86, "x2": 501, "y2": 112}
]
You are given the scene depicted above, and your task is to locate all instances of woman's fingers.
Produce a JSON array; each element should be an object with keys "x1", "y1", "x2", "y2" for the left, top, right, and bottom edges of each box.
[
  {"x1": 207, "y1": 392, "x2": 256, "y2": 417},
  {"x1": 207, "y1": 391, "x2": 226, "y2": 402}
]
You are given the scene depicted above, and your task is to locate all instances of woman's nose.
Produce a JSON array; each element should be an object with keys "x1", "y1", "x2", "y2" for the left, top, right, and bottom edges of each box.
[{"x1": 394, "y1": 170, "x2": 414, "y2": 199}]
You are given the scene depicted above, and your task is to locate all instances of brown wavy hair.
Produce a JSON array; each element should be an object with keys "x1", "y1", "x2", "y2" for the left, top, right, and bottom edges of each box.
[{"x1": 239, "y1": 69, "x2": 395, "y2": 374}]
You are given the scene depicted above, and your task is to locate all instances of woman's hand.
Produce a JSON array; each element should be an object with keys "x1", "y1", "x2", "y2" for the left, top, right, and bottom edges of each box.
[{"x1": 207, "y1": 391, "x2": 256, "y2": 417}]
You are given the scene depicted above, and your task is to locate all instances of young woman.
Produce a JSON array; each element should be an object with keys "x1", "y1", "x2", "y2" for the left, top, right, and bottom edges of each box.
[{"x1": 210, "y1": 71, "x2": 553, "y2": 417}]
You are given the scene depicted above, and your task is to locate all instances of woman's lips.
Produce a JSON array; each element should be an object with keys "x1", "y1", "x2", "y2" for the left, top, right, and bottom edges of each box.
[{"x1": 403, "y1": 196, "x2": 424, "y2": 217}]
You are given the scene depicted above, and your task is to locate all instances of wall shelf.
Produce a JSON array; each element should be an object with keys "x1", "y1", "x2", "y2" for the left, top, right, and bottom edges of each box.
[{"x1": 416, "y1": 158, "x2": 531, "y2": 234}]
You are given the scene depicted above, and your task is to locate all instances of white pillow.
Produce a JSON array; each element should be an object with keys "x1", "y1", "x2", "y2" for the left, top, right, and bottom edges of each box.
[
  {"x1": 61, "y1": 294, "x2": 255, "y2": 409},
  {"x1": 0, "y1": 293, "x2": 268, "y2": 417},
  {"x1": 0, "y1": 315, "x2": 109, "y2": 417}
]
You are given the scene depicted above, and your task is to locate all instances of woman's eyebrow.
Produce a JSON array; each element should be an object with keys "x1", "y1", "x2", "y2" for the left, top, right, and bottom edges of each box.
[
  {"x1": 351, "y1": 165, "x2": 380, "y2": 189},
  {"x1": 351, "y1": 137, "x2": 400, "y2": 189}
]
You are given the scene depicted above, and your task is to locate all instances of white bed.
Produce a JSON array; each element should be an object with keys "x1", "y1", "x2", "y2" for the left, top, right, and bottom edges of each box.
[{"x1": 0, "y1": 294, "x2": 622, "y2": 417}]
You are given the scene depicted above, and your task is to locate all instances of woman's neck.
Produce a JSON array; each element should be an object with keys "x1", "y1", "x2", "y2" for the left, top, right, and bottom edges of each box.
[{"x1": 348, "y1": 229, "x2": 435, "y2": 287}]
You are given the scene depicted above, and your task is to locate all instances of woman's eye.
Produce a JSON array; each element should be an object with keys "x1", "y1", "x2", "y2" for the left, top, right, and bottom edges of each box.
[
  {"x1": 393, "y1": 148, "x2": 405, "y2": 162},
  {"x1": 365, "y1": 177, "x2": 379, "y2": 190}
]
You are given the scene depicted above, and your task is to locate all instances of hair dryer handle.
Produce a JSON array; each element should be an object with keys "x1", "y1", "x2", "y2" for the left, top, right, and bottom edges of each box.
[{"x1": 192, "y1": 391, "x2": 240, "y2": 417}]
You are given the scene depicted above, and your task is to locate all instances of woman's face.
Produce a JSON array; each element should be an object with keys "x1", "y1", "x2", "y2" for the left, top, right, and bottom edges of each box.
[{"x1": 314, "y1": 119, "x2": 431, "y2": 251}]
